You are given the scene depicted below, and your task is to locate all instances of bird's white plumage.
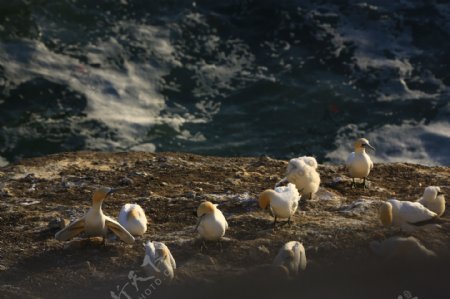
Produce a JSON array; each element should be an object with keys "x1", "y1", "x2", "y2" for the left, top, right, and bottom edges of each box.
[
  {"x1": 346, "y1": 152, "x2": 373, "y2": 178},
  {"x1": 273, "y1": 241, "x2": 307, "y2": 276},
  {"x1": 284, "y1": 157, "x2": 320, "y2": 198},
  {"x1": 385, "y1": 199, "x2": 437, "y2": 227},
  {"x1": 142, "y1": 241, "x2": 176, "y2": 280},
  {"x1": 417, "y1": 186, "x2": 445, "y2": 217},
  {"x1": 196, "y1": 205, "x2": 228, "y2": 241},
  {"x1": 104, "y1": 216, "x2": 135, "y2": 244},
  {"x1": 118, "y1": 203, "x2": 148, "y2": 236},
  {"x1": 266, "y1": 183, "x2": 300, "y2": 219}
]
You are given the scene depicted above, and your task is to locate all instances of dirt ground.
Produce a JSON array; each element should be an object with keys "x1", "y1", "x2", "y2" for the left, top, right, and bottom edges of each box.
[{"x1": 0, "y1": 151, "x2": 449, "y2": 299}]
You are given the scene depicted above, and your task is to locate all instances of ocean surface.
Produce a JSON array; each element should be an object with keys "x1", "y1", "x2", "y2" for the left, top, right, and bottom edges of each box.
[{"x1": 0, "y1": 0, "x2": 449, "y2": 167}]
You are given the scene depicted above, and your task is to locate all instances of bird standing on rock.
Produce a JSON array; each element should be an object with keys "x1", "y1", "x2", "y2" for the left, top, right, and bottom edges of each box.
[
  {"x1": 346, "y1": 138, "x2": 375, "y2": 189},
  {"x1": 276, "y1": 156, "x2": 320, "y2": 200},
  {"x1": 55, "y1": 187, "x2": 135, "y2": 244},
  {"x1": 259, "y1": 183, "x2": 300, "y2": 227}
]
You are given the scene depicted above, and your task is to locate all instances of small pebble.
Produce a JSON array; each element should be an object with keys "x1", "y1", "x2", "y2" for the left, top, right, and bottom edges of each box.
[
  {"x1": 257, "y1": 245, "x2": 270, "y2": 255},
  {"x1": 120, "y1": 177, "x2": 134, "y2": 186},
  {"x1": 186, "y1": 191, "x2": 196, "y2": 199},
  {"x1": 224, "y1": 178, "x2": 241, "y2": 186}
]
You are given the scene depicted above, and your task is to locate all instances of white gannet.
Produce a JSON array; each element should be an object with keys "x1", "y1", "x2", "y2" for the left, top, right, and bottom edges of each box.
[
  {"x1": 346, "y1": 138, "x2": 375, "y2": 188},
  {"x1": 379, "y1": 199, "x2": 437, "y2": 230},
  {"x1": 417, "y1": 186, "x2": 445, "y2": 217},
  {"x1": 273, "y1": 241, "x2": 307, "y2": 276},
  {"x1": 194, "y1": 201, "x2": 228, "y2": 242},
  {"x1": 276, "y1": 156, "x2": 320, "y2": 200},
  {"x1": 55, "y1": 187, "x2": 135, "y2": 244},
  {"x1": 142, "y1": 241, "x2": 176, "y2": 281},
  {"x1": 259, "y1": 183, "x2": 300, "y2": 227},
  {"x1": 118, "y1": 203, "x2": 148, "y2": 236},
  {"x1": 370, "y1": 236, "x2": 437, "y2": 260}
]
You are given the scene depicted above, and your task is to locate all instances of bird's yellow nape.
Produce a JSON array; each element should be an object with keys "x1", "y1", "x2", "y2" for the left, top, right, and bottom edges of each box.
[
  {"x1": 159, "y1": 246, "x2": 169, "y2": 259},
  {"x1": 258, "y1": 190, "x2": 273, "y2": 209},
  {"x1": 197, "y1": 201, "x2": 215, "y2": 217},
  {"x1": 92, "y1": 187, "x2": 112, "y2": 203},
  {"x1": 127, "y1": 206, "x2": 141, "y2": 221},
  {"x1": 379, "y1": 202, "x2": 393, "y2": 227},
  {"x1": 354, "y1": 138, "x2": 369, "y2": 149}
]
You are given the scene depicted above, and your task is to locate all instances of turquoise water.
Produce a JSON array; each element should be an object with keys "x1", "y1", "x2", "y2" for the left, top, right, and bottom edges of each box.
[{"x1": 0, "y1": 1, "x2": 449, "y2": 166}]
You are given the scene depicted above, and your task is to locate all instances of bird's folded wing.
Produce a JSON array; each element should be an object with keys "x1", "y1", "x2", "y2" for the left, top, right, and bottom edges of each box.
[
  {"x1": 156, "y1": 242, "x2": 176, "y2": 269},
  {"x1": 297, "y1": 244, "x2": 307, "y2": 270},
  {"x1": 168, "y1": 250, "x2": 176, "y2": 269},
  {"x1": 345, "y1": 153, "x2": 355, "y2": 168},
  {"x1": 55, "y1": 217, "x2": 85, "y2": 241},
  {"x1": 291, "y1": 200, "x2": 299, "y2": 214},
  {"x1": 105, "y1": 216, "x2": 135, "y2": 244},
  {"x1": 402, "y1": 202, "x2": 437, "y2": 224}
]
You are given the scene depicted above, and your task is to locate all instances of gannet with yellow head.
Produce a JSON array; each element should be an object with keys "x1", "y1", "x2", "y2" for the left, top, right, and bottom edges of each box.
[
  {"x1": 194, "y1": 201, "x2": 228, "y2": 241},
  {"x1": 346, "y1": 138, "x2": 375, "y2": 188},
  {"x1": 417, "y1": 186, "x2": 445, "y2": 217},
  {"x1": 259, "y1": 183, "x2": 300, "y2": 227},
  {"x1": 55, "y1": 187, "x2": 135, "y2": 244},
  {"x1": 119, "y1": 203, "x2": 148, "y2": 236},
  {"x1": 379, "y1": 199, "x2": 437, "y2": 230}
]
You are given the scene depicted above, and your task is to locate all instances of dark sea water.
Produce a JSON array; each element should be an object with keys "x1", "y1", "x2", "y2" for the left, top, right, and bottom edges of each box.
[{"x1": 0, "y1": 0, "x2": 449, "y2": 166}]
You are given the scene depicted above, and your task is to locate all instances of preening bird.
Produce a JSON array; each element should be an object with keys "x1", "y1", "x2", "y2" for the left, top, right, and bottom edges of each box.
[
  {"x1": 273, "y1": 241, "x2": 307, "y2": 276},
  {"x1": 119, "y1": 203, "x2": 148, "y2": 236},
  {"x1": 277, "y1": 156, "x2": 320, "y2": 200},
  {"x1": 417, "y1": 186, "x2": 445, "y2": 217},
  {"x1": 194, "y1": 201, "x2": 228, "y2": 241},
  {"x1": 379, "y1": 199, "x2": 438, "y2": 230},
  {"x1": 346, "y1": 138, "x2": 375, "y2": 188},
  {"x1": 142, "y1": 241, "x2": 176, "y2": 280},
  {"x1": 55, "y1": 187, "x2": 135, "y2": 244},
  {"x1": 259, "y1": 183, "x2": 300, "y2": 227}
]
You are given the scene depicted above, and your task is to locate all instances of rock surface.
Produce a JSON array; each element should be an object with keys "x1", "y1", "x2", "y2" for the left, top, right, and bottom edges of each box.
[{"x1": 0, "y1": 151, "x2": 449, "y2": 298}]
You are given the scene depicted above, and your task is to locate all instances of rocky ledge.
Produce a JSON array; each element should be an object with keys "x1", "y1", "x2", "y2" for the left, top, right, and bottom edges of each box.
[{"x1": 0, "y1": 152, "x2": 449, "y2": 299}]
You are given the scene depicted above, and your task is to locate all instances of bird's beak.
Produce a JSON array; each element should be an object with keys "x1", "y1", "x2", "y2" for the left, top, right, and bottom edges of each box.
[
  {"x1": 437, "y1": 191, "x2": 444, "y2": 196},
  {"x1": 366, "y1": 144, "x2": 375, "y2": 151},
  {"x1": 275, "y1": 177, "x2": 288, "y2": 188}
]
